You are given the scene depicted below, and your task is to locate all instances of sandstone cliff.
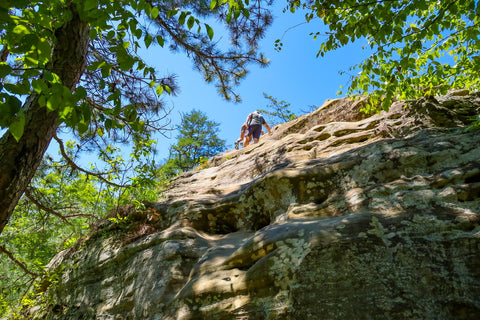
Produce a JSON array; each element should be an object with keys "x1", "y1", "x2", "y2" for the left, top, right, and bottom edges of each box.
[{"x1": 30, "y1": 92, "x2": 480, "y2": 319}]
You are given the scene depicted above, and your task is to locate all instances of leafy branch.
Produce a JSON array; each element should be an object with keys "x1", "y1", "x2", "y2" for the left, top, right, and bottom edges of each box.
[
  {"x1": 53, "y1": 133, "x2": 127, "y2": 188},
  {"x1": 287, "y1": 0, "x2": 480, "y2": 110},
  {"x1": 0, "y1": 245, "x2": 39, "y2": 277}
]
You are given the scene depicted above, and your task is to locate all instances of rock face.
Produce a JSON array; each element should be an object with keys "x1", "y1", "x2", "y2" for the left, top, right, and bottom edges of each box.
[{"x1": 31, "y1": 93, "x2": 480, "y2": 319}]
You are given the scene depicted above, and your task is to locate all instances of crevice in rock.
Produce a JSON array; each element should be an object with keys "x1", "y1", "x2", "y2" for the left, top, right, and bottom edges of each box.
[
  {"x1": 465, "y1": 170, "x2": 480, "y2": 184},
  {"x1": 30, "y1": 93, "x2": 480, "y2": 320}
]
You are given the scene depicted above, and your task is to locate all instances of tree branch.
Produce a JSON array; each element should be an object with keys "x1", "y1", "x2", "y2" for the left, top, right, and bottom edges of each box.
[
  {"x1": 0, "y1": 245, "x2": 39, "y2": 277},
  {"x1": 53, "y1": 133, "x2": 128, "y2": 188},
  {"x1": 24, "y1": 188, "x2": 73, "y2": 225}
]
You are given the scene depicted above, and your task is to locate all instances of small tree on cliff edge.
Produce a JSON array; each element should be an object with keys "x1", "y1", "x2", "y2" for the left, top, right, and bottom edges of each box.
[
  {"x1": 162, "y1": 110, "x2": 226, "y2": 178},
  {"x1": 257, "y1": 93, "x2": 297, "y2": 126},
  {"x1": 283, "y1": 0, "x2": 480, "y2": 111},
  {"x1": 0, "y1": 0, "x2": 273, "y2": 237}
]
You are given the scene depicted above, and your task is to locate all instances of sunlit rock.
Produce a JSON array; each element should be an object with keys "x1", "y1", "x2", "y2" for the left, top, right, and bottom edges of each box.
[{"x1": 30, "y1": 92, "x2": 480, "y2": 319}]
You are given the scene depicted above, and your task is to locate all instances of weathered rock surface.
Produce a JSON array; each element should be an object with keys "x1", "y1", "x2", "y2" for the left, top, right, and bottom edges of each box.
[{"x1": 31, "y1": 92, "x2": 480, "y2": 319}]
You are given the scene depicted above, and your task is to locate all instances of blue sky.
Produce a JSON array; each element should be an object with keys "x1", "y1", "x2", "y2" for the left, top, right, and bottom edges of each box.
[{"x1": 145, "y1": 3, "x2": 372, "y2": 160}]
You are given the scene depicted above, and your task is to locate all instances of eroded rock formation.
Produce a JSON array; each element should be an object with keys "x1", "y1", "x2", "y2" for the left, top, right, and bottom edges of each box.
[{"x1": 30, "y1": 92, "x2": 480, "y2": 319}]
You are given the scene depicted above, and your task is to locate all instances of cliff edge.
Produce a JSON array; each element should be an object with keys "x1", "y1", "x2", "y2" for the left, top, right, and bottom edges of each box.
[{"x1": 29, "y1": 92, "x2": 480, "y2": 319}]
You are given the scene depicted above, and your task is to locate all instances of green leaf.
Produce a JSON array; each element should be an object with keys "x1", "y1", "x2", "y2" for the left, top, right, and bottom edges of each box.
[
  {"x1": 151, "y1": 7, "x2": 159, "y2": 19},
  {"x1": 0, "y1": 63, "x2": 11, "y2": 78},
  {"x1": 77, "y1": 121, "x2": 89, "y2": 134},
  {"x1": 74, "y1": 86, "x2": 87, "y2": 101},
  {"x1": 24, "y1": 55, "x2": 40, "y2": 67},
  {"x1": 205, "y1": 24, "x2": 214, "y2": 40},
  {"x1": 31, "y1": 78, "x2": 48, "y2": 93},
  {"x1": 124, "y1": 105, "x2": 137, "y2": 121},
  {"x1": 3, "y1": 80, "x2": 30, "y2": 95},
  {"x1": 167, "y1": 9, "x2": 178, "y2": 18},
  {"x1": 157, "y1": 35, "x2": 165, "y2": 47},
  {"x1": 101, "y1": 64, "x2": 112, "y2": 77},
  {"x1": 46, "y1": 94, "x2": 61, "y2": 112},
  {"x1": 136, "y1": 60, "x2": 145, "y2": 71},
  {"x1": 117, "y1": 52, "x2": 135, "y2": 71},
  {"x1": 43, "y1": 70, "x2": 61, "y2": 84},
  {"x1": 36, "y1": 38, "x2": 52, "y2": 63},
  {"x1": 187, "y1": 16, "x2": 195, "y2": 29},
  {"x1": 144, "y1": 33, "x2": 153, "y2": 48},
  {"x1": 104, "y1": 118, "x2": 113, "y2": 130},
  {"x1": 2, "y1": 95, "x2": 22, "y2": 119},
  {"x1": 60, "y1": 105, "x2": 74, "y2": 119},
  {"x1": 12, "y1": 24, "x2": 30, "y2": 38},
  {"x1": 14, "y1": 33, "x2": 38, "y2": 52},
  {"x1": 84, "y1": 0, "x2": 97, "y2": 11},
  {"x1": 89, "y1": 28, "x2": 98, "y2": 40},
  {"x1": 234, "y1": 8, "x2": 241, "y2": 19},
  {"x1": 156, "y1": 85, "x2": 163, "y2": 96},
  {"x1": 107, "y1": 89, "x2": 120, "y2": 101},
  {"x1": 9, "y1": 112, "x2": 25, "y2": 142},
  {"x1": 106, "y1": 30, "x2": 116, "y2": 40},
  {"x1": 38, "y1": 95, "x2": 46, "y2": 107},
  {"x1": 210, "y1": 0, "x2": 217, "y2": 10},
  {"x1": 179, "y1": 11, "x2": 187, "y2": 25},
  {"x1": 87, "y1": 60, "x2": 105, "y2": 71}
]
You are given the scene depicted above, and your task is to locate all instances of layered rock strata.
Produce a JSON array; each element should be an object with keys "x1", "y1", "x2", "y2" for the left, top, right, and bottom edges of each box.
[{"x1": 30, "y1": 92, "x2": 480, "y2": 319}]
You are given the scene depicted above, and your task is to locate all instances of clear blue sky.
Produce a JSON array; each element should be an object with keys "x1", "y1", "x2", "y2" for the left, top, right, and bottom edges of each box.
[{"x1": 144, "y1": 3, "x2": 371, "y2": 160}]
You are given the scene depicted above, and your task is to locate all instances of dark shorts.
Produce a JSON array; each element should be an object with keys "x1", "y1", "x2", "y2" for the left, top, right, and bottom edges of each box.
[{"x1": 248, "y1": 124, "x2": 262, "y2": 139}]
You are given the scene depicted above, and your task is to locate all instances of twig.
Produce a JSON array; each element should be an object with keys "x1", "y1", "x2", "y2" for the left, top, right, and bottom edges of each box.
[
  {"x1": 0, "y1": 245, "x2": 39, "y2": 277},
  {"x1": 53, "y1": 133, "x2": 128, "y2": 188},
  {"x1": 24, "y1": 189, "x2": 72, "y2": 225}
]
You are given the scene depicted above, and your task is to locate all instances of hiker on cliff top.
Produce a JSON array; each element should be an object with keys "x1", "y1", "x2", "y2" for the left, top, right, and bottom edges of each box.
[
  {"x1": 234, "y1": 113, "x2": 252, "y2": 149},
  {"x1": 234, "y1": 121, "x2": 266, "y2": 149},
  {"x1": 234, "y1": 120, "x2": 249, "y2": 150},
  {"x1": 242, "y1": 110, "x2": 271, "y2": 148}
]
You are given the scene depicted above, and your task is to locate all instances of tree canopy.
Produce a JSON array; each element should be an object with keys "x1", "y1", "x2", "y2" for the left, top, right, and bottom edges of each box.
[
  {"x1": 0, "y1": 0, "x2": 273, "y2": 237},
  {"x1": 284, "y1": 0, "x2": 480, "y2": 111},
  {"x1": 0, "y1": 0, "x2": 274, "y2": 313},
  {"x1": 160, "y1": 109, "x2": 226, "y2": 180},
  {"x1": 0, "y1": 152, "x2": 105, "y2": 314},
  {"x1": 258, "y1": 93, "x2": 297, "y2": 126}
]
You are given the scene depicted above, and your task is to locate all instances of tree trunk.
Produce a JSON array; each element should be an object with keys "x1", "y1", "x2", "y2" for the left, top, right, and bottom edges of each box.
[{"x1": 0, "y1": 3, "x2": 89, "y2": 235}]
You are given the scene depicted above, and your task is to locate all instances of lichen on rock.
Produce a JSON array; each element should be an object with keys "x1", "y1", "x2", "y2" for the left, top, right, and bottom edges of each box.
[{"x1": 28, "y1": 92, "x2": 480, "y2": 319}]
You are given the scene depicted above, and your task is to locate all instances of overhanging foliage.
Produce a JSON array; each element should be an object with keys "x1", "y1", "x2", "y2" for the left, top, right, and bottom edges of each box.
[{"x1": 285, "y1": 0, "x2": 480, "y2": 111}]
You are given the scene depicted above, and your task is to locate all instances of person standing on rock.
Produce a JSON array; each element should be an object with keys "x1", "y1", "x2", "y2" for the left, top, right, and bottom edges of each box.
[
  {"x1": 234, "y1": 121, "x2": 249, "y2": 150},
  {"x1": 243, "y1": 110, "x2": 271, "y2": 148}
]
